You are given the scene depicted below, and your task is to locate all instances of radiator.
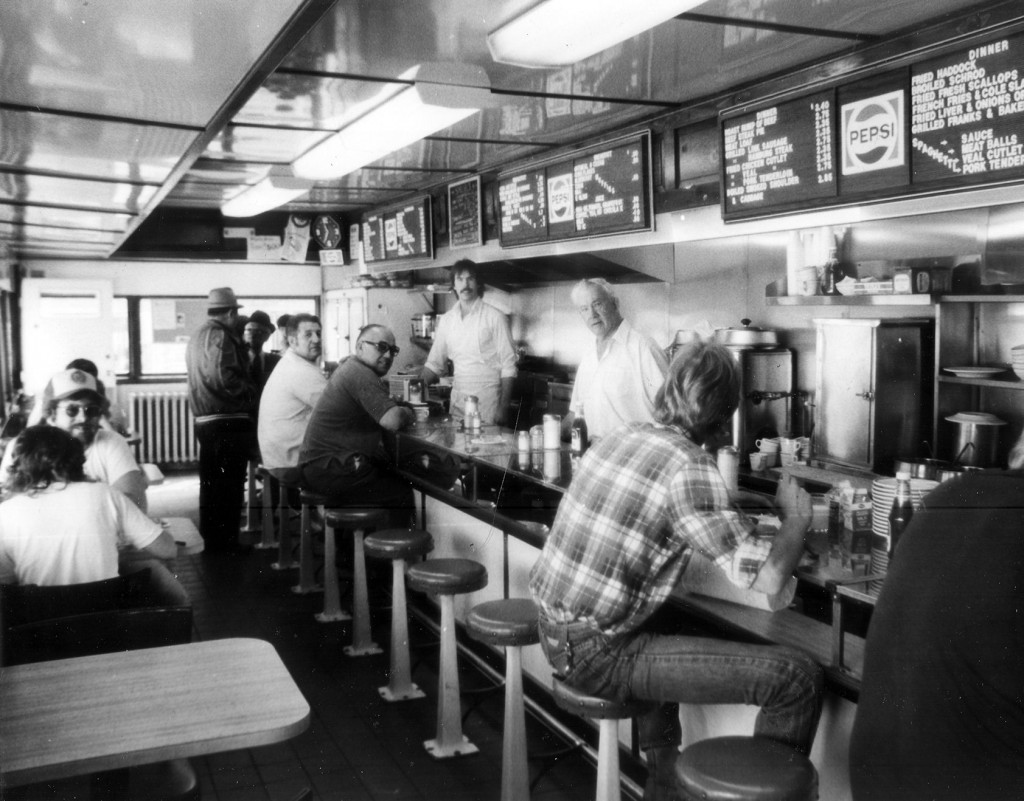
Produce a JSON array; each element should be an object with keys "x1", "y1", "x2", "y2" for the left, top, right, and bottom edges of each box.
[{"x1": 128, "y1": 392, "x2": 198, "y2": 465}]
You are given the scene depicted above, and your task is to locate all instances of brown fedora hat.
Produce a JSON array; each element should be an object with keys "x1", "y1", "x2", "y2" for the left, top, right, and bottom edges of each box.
[{"x1": 207, "y1": 287, "x2": 242, "y2": 311}]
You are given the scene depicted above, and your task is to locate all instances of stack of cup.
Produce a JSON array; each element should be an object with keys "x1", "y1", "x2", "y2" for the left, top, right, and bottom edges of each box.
[
  {"x1": 779, "y1": 437, "x2": 802, "y2": 466},
  {"x1": 755, "y1": 437, "x2": 780, "y2": 468}
]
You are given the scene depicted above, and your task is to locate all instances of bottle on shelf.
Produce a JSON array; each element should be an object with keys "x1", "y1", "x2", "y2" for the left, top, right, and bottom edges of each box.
[
  {"x1": 570, "y1": 407, "x2": 589, "y2": 456},
  {"x1": 888, "y1": 471, "x2": 914, "y2": 560},
  {"x1": 820, "y1": 247, "x2": 843, "y2": 296}
]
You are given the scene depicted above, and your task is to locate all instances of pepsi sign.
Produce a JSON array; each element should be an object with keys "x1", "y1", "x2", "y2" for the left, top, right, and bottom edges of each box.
[{"x1": 841, "y1": 90, "x2": 906, "y2": 174}]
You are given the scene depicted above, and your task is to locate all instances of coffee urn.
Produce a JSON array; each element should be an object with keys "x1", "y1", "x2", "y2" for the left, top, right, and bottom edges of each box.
[{"x1": 714, "y1": 322, "x2": 793, "y2": 460}]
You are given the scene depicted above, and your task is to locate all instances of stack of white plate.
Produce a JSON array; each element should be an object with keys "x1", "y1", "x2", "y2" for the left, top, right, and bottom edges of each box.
[
  {"x1": 868, "y1": 477, "x2": 939, "y2": 594},
  {"x1": 1012, "y1": 345, "x2": 1024, "y2": 379}
]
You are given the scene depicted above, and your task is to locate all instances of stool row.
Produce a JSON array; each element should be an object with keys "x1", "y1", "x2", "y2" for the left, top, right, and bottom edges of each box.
[{"x1": 249, "y1": 465, "x2": 819, "y2": 801}]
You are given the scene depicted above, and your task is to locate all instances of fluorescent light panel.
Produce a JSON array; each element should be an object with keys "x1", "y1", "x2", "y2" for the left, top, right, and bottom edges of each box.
[
  {"x1": 293, "y1": 63, "x2": 490, "y2": 181},
  {"x1": 487, "y1": 0, "x2": 706, "y2": 68},
  {"x1": 221, "y1": 174, "x2": 314, "y2": 218}
]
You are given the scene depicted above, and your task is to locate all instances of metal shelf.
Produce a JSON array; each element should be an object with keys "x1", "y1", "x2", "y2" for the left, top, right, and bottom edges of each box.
[
  {"x1": 765, "y1": 294, "x2": 932, "y2": 306},
  {"x1": 938, "y1": 374, "x2": 1024, "y2": 390}
]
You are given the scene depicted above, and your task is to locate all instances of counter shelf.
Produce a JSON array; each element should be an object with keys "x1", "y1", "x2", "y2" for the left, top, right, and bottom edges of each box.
[{"x1": 396, "y1": 423, "x2": 869, "y2": 698}]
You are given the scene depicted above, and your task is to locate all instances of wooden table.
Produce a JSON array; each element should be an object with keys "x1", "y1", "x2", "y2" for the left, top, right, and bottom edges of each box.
[{"x1": 0, "y1": 637, "x2": 310, "y2": 788}]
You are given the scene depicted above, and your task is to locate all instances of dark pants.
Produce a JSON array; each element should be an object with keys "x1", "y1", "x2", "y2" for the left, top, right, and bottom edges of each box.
[
  {"x1": 195, "y1": 417, "x2": 256, "y2": 550},
  {"x1": 301, "y1": 453, "x2": 415, "y2": 528}
]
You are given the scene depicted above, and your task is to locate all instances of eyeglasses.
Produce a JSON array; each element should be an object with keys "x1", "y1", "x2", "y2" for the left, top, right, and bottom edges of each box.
[
  {"x1": 59, "y1": 402, "x2": 102, "y2": 419},
  {"x1": 361, "y1": 340, "x2": 400, "y2": 356}
]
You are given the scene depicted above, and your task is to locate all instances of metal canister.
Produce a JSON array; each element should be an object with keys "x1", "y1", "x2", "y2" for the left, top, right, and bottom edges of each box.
[
  {"x1": 542, "y1": 414, "x2": 561, "y2": 449},
  {"x1": 530, "y1": 425, "x2": 544, "y2": 452},
  {"x1": 464, "y1": 394, "x2": 479, "y2": 420},
  {"x1": 517, "y1": 430, "x2": 531, "y2": 455},
  {"x1": 408, "y1": 379, "x2": 423, "y2": 404},
  {"x1": 716, "y1": 445, "x2": 739, "y2": 492}
]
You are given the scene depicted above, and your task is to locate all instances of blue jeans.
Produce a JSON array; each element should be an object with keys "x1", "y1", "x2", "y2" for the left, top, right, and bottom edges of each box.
[{"x1": 539, "y1": 617, "x2": 823, "y2": 755}]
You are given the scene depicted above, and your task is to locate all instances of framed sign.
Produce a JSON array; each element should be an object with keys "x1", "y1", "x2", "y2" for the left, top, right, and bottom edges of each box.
[{"x1": 448, "y1": 176, "x2": 483, "y2": 249}]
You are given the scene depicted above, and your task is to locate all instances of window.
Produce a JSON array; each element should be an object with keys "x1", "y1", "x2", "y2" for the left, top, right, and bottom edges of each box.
[{"x1": 114, "y1": 296, "x2": 318, "y2": 380}]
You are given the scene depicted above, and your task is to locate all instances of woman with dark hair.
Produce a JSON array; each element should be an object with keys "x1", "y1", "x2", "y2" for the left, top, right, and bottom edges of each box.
[{"x1": 0, "y1": 426, "x2": 179, "y2": 589}]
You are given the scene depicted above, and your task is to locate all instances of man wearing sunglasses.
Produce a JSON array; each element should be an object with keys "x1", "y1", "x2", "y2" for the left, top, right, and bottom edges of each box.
[
  {"x1": 1, "y1": 368, "x2": 149, "y2": 512},
  {"x1": 299, "y1": 324, "x2": 415, "y2": 523}
]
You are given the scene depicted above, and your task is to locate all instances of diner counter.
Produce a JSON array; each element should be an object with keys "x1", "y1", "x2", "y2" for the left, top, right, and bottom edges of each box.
[{"x1": 392, "y1": 419, "x2": 868, "y2": 700}]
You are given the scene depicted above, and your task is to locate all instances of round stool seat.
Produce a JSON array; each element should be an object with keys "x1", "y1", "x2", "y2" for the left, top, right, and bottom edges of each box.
[
  {"x1": 551, "y1": 678, "x2": 652, "y2": 721},
  {"x1": 675, "y1": 736, "x2": 818, "y2": 801},
  {"x1": 407, "y1": 558, "x2": 487, "y2": 596},
  {"x1": 299, "y1": 489, "x2": 348, "y2": 508},
  {"x1": 324, "y1": 506, "x2": 391, "y2": 529},
  {"x1": 467, "y1": 599, "x2": 540, "y2": 647},
  {"x1": 364, "y1": 528, "x2": 434, "y2": 560}
]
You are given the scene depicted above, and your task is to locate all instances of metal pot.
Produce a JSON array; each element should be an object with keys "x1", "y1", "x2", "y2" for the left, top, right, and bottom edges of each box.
[
  {"x1": 945, "y1": 411, "x2": 1007, "y2": 467},
  {"x1": 411, "y1": 313, "x2": 436, "y2": 338},
  {"x1": 714, "y1": 319, "x2": 778, "y2": 349},
  {"x1": 893, "y1": 456, "x2": 951, "y2": 480}
]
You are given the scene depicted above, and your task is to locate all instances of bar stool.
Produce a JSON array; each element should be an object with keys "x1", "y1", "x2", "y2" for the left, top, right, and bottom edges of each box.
[
  {"x1": 406, "y1": 558, "x2": 488, "y2": 758},
  {"x1": 255, "y1": 466, "x2": 278, "y2": 550},
  {"x1": 323, "y1": 506, "x2": 390, "y2": 650},
  {"x1": 674, "y1": 736, "x2": 818, "y2": 801},
  {"x1": 551, "y1": 679, "x2": 652, "y2": 801},
  {"x1": 364, "y1": 528, "x2": 434, "y2": 701},
  {"x1": 270, "y1": 478, "x2": 301, "y2": 572},
  {"x1": 288, "y1": 488, "x2": 326, "y2": 593},
  {"x1": 467, "y1": 598, "x2": 540, "y2": 801},
  {"x1": 240, "y1": 459, "x2": 261, "y2": 545}
]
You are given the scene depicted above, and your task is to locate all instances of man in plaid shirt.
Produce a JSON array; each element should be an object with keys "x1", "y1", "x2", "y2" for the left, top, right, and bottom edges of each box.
[{"x1": 530, "y1": 342, "x2": 823, "y2": 801}]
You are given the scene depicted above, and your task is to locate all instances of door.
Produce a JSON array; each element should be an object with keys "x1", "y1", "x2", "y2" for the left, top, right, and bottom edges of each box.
[
  {"x1": 815, "y1": 321, "x2": 875, "y2": 469},
  {"x1": 20, "y1": 279, "x2": 116, "y2": 399},
  {"x1": 323, "y1": 289, "x2": 366, "y2": 364}
]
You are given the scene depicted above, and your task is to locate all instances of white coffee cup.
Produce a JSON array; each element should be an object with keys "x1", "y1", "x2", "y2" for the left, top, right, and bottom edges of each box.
[
  {"x1": 780, "y1": 452, "x2": 798, "y2": 467},
  {"x1": 779, "y1": 437, "x2": 801, "y2": 453},
  {"x1": 756, "y1": 437, "x2": 780, "y2": 453},
  {"x1": 749, "y1": 451, "x2": 768, "y2": 471}
]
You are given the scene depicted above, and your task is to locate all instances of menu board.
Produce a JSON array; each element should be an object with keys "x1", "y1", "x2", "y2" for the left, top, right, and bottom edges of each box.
[
  {"x1": 722, "y1": 90, "x2": 836, "y2": 217},
  {"x1": 912, "y1": 32, "x2": 1024, "y2": 185},
  {"x1": 448, "y1": 176, "x2": 482, "y2": 249},
  {"x1": 362, "y1": 196, "x2": 431, "y2": 263},
  {"x1": 497, "y1": 133, "x2": 652, "y2": 247},
  {"x1": 361, "y1": 216, "x2": 384, "y2": 263}
]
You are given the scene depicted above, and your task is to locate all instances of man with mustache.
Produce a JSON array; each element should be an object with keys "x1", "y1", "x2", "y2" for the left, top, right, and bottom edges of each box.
[{"x1": 420, "y1": 260, "x2": 517, "y2": 426}]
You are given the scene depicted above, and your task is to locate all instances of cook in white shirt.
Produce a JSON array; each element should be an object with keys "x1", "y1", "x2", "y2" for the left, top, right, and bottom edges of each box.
[
  {"x1": 421, "y1": 260, "x2": 517, "y2": 426},
  {"x1": 564, "y1": 278, "x2": 669, "y2": 441}
]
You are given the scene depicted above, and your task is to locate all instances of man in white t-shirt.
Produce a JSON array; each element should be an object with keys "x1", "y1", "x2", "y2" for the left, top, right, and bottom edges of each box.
[
  {"x1": 1, "y1": 368, "x2": 149, "y2": 511},
  {"x1": 563, "y1": 278, "x2": 669, "y2": 442}
]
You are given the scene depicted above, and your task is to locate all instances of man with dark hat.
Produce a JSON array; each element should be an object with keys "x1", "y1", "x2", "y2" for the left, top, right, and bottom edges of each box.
[
  {"x1": 244, "y1": 310, "x2": 280, "y2": 390},
  {"x1": 185, "y1": 287, "x2": 258, "y2": 552}
]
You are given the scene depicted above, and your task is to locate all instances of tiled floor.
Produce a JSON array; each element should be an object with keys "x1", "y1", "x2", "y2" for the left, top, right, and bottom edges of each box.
[{"x1": 9, "y1": 472, "x2": 618, "y2": 801}]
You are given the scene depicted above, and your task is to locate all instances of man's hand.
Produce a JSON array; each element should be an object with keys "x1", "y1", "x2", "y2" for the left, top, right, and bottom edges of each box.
[{"x1": 774, "y1": 474, "x2": 812, "y2": 524}]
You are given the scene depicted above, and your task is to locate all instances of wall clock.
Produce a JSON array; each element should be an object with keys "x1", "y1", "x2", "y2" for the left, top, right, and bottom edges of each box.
[{"x1": 313, "y1": 214, "x2": 341, "y2": 249}]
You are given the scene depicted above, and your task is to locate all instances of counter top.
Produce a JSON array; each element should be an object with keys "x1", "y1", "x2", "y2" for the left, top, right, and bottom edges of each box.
[{"x1": 395, "y1": 420, "x2": 867, "y2": 697}]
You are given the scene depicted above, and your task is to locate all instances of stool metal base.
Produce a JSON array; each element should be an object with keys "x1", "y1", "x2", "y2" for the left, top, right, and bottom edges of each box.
[
  {"x1": 378, "y1": 682, "x2": 425, "y2": 702},
  {"x1": 315, "y1": 609, "x2": 352, "y2": 623},
  {"x1": 424, "y1": 735, "x2": 479, "y2": 759},
  {"x1": 343, "y1": 641, "x2": 382, "y2": 656},
  {"x1": 291, "y1": 582, "x2": 323, "y2": 595},
  {"x1": 271, "y1": 560, "x2": 299, "y2": 571}
]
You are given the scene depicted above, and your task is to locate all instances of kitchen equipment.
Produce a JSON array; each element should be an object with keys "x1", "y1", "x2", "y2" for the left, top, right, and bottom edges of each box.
[
  {"x1": 716, "y1": 322, "x2": 792, "y2": 459},
  {"x1": 411, "y1": 313, "x2": 437, "y2": 338},
  {"x1": 814, "y1": 318, "x2": 930, "y2": 473},
  {"x1": 945, "y1": 411, "x2": 1006, "y2": 467},
  {"x1": 714, "y1": 319, "x2": 779, "y2": 349},
  {"x1": 892, "y1": 456, "x2": 951, "y2": 481}
]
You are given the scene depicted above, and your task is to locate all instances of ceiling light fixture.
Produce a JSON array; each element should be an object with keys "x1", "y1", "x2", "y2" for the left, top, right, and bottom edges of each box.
[
  {"x1": 221, "y1": 171, "x2": 315, "y2": 218},
  {"x1": 292, "y1": 63, "x2": 491, "y2": 181},
  {"x1": 487, "y1": 0, "x2": 706, "y2": 68}
]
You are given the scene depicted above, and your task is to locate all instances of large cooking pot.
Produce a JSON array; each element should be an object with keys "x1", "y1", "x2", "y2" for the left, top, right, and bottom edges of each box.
[
  {"x1": 893, "y1": 456, "x2": 952, "y2": 481},
  {"x1": 714, "y1": 318, "x2": 779, "y2": 349},
  {"x1": 946, "y1": 411, "x2": 1007, "y2": 467}
]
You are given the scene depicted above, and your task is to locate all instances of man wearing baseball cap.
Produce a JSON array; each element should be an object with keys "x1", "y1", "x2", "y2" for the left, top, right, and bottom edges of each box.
[
  {"x1": 186, "y1": 287, "x2": 259, "y2": 552},
  {"x1": 0, "y1": 368, "x2": 148, "y2": 511}
]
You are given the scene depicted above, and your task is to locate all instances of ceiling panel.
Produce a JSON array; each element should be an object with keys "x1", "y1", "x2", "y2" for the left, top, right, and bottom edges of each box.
[
  {"x1": 0, "y1": 223, "x2": 120, "y2": 245},
  {"x1": 0, "y1": 204, "x2": 133, "y2": 232},
  {"x1": 0, "y1": 173, "x2": 157, "y2": 213},
  {"x1": 204, "y1": 126, "x2": 331, "y2": 164},
  {"x1": 0, "y1": 109, "x2": 198, "y2": 183}
]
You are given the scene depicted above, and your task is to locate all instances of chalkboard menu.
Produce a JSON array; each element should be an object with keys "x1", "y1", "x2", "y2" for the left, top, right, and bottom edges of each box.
[
  {"x1": 448, "y1": 176, "x2": 482, "y2": 249},
  {"x1": 912, "y1": 32, "x2": 1024, "y2": 185},
  {"x1": 497, "y1": 133, "x2": 652, "y2": 247},
  {"x1": 723, "y1": 90, "x2": 836, "y2": 216},
  {"x1": 722, "y1": 30, "x2": 1024, "y2": 221},
  {"x1": 361, "y1": 196, "x2": 432, "y2": 264}
]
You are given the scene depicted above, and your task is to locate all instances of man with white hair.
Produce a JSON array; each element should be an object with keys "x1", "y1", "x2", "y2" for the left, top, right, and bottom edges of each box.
[{"x1": 563, "y1": 278, "x2": 668, "y2": 442}]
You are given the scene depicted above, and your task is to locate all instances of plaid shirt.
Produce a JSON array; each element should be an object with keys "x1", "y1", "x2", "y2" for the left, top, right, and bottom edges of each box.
[{"x1": 529, "y1": 423, "x2": 769, "y2": 637}]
